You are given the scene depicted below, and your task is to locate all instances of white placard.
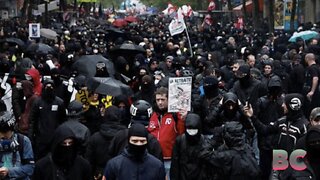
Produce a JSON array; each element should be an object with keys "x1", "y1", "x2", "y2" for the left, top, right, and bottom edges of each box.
[
  {"x1": 29, "y1": 23, "x2": 40, "y2": 38},
  {"x1": 168, "y1": 77, "x2": 192, "y2": 112}
]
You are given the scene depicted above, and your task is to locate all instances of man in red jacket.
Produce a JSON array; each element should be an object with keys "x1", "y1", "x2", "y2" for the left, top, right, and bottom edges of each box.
[{"x1": 148, "y1": 87, "x2": 186, "y2": 179}]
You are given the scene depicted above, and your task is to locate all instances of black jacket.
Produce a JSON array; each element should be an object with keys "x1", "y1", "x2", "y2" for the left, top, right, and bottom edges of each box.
[
  {"x1": 108, "y1": 128, "x2": 163, "y2": 161},
  {"x1": 28, "y1": 96, "x2": 66, "y2": 145},
  {"x1": 85, "y1": 106, "x2": 126, "y2": 176},
  {"x1": 170, "y1": 113, "x2": 213, "y2": 180},
  {"x1": 104, "y1": 148, "x2": 165, "y2": 180},
  {"x1": 199, "y1": 122, "x2": 260, "y2": 180},
  {"x1": 33, "y1": 125, "x2": 92, "y2": 180}
]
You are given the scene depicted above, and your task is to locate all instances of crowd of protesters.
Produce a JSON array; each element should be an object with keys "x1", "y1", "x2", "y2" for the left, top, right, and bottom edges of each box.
[{"x1": 0, "y1": 9, "x2": 320, "y2": 180}]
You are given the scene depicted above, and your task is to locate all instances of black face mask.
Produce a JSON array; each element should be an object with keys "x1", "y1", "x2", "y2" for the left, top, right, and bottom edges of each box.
[
  {"x1": 141, "y1": 83, "x2": 152, "y2": 91},
  {"x1": 203, "y1": 85, "x2": 218, "y2": 99},
  {"x1": 185, "y1": 129, "x2": 201, "y2": 145},
  {"x1": 238, "y1": 75, "x2": 251, "y2": 87},
  {"x1": 52, "y1": 145, "x2": 77, "y2": 168},
  {"x1": 42, "y1": 87, "x2": 55, "y2": 102},
  {"x1": 127, "y1": 143, "x2": 147, "y2": 159}
]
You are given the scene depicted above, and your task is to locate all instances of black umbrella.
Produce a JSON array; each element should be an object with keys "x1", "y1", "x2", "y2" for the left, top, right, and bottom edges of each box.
[
  {"x1": 110, "y1": 42, "x2": 146, "y2": 54},
  {"x1": 86, "y1": 77, "x2": 133, "y2": 96},
  {"x1": 26, "y1": 43, "x2": 55, "y2": 54},
  {"x1": 0, "y1": 38, "x2": 25, "y2": 47},
  {"x1": 72, "y1": 55, "x2": 115, "y2": 78}
]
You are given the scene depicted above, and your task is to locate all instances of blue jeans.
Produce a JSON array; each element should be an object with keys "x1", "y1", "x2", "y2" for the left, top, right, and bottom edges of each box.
[{"x1": 164, "y1": 160, "x2": 171, "y2": 180}]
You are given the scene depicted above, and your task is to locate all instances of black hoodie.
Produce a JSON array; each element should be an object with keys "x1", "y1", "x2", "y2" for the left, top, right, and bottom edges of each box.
[
  {"x1": 33, "y1": 125, "x2": 92, "y2": 180},
  {"x1": 85, "y1": 106, "x2": 126, "y2": 174}
]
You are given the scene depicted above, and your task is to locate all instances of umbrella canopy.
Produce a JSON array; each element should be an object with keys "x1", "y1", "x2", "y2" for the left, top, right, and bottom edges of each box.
[
  {"x1": 110, "y1": 42, "x2": 146, "y2": 54},
  {"x1": 289, "y1": 30, "x2": 319, "y2": 42},
  {"x1": 26, "y1": 43, "x2": 55, "y2": 54},
  {"x1": 112, "y1": 19, "x2": 128, "y2": 28},
  {"x1": 72, "y1": 55, "x2": 115, "y2": 78},
  {"x1": 86, "y1": 77, "x2": 133, "y2": 96},
  {"x1": 0, "y1": 37, "x2": 25, "y2": 47},
  {"x1": 40, "y1": 28, "x2": 58, "y2": 40}
]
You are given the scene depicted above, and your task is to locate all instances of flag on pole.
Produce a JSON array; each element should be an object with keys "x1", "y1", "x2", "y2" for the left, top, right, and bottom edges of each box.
[
  {"x1": 162, "y1": 2, "x2": 177, "y2": 16},
  {"x1": 181, "y1": 4, "x2": 193, "y2": 17},
  {"x1": 207, "y1": 0, "x2": 216, "y2": 11},
  {"x1": 168, "y1": 7, "x2": 186, "y2": 36}
]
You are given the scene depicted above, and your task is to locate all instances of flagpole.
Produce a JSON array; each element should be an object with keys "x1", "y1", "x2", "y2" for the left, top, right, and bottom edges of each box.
[{"x1": 184, "y1": 25, "x2": 193, "y2": 58}]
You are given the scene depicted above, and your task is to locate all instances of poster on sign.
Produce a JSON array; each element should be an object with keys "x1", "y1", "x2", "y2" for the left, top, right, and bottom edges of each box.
[
  {"x1": 168, "y1": 77, "x2": 192, "y2": 112},
  {"x1": 29, "y1": 23, "x2": 40, "y2": 38}
]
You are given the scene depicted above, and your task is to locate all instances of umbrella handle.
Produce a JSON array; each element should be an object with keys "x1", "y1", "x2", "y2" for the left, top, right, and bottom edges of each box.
[{"x1": 1, "y1": 73, "x2": 9, "y2": 90}]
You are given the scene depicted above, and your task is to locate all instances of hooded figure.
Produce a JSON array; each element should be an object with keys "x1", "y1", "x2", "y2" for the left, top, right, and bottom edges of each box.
[
  {"x1": 85, "y1": 105, "x2": 126, "y2": 179},
  {"x1": 41, "y1": 79, "x2": 56, "y2": 103},
  {"x1": 203, "y1": 76, "x2": 219, "y2": 99},
  {"x1": 222, "y1": 92, "x2": 240, "y2": 120},
  {"x1": 112, "y1": 95, "x2": 130, "y2": 126},
  {"x1": 284, "y1": 93, "x2": 305, "y2": 121},
  {"x1": 170, "y1": 113, "x2": 212, "y2": 180},
  {"x1": 33, "y1": 125, "x2": 92, "y2": 180},
  {"x1": 103, "y1": 123, "x2": 165, "y2": 180},
  {"x1": 25, "y1": 68, "x2": 42, "y2": 96},
  {"x1": 199, "y1": 121, "x2": 260, "y2": 180},
  {"x1": 276, "y1": 93, "x2": 308, "y2": 154}
]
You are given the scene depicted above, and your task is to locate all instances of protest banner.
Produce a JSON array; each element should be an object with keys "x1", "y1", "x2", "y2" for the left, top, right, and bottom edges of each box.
[{"x1": 168, "y1": 77, "x2": 192, "y2": 112}]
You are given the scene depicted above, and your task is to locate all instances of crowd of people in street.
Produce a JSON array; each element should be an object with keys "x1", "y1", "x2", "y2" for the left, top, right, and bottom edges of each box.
[{"x1": 0, "y1": 9, "x2": 320, "y2": 180}]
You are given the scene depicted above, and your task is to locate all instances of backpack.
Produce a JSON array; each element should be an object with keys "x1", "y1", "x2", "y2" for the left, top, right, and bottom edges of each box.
[{"x1": 0, "y1": 133, "x2": 25, "y2": 166}]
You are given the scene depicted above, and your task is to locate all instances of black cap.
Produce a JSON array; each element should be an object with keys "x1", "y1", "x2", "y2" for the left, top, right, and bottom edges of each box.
[
  {"x1": 128, "y1": 123, "x2": 148, "y2": 139},
  {"x1": 67, "y1": 101, "x2": 83, "y2": 117},
  {"x1": 235, "y1": 64, "x2": 250, "y2": 78}
]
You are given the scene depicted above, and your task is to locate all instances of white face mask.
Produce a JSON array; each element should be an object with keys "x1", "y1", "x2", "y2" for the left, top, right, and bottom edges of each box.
[
  {"x1": 186, "y1": 129, "x2": 198, "y2": 136},
  {"x1": 154, "y1": 79, "x2": 160, "y2": 85},
  {"x1": 25, "y1": 74, "x2": 32, "y2": 81}
]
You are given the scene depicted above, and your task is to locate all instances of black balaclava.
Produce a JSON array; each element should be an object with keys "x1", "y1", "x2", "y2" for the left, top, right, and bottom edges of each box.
[
  {"x1": 42, "y1": 81, "x2": 56, "y2": 103},
  {"x1": 284, "y1": 93, "x2": 304, "y2": 121},
  {"x1": 51, "y1": 68, "x2": 62, "y2": 86},
  {"x1": 267, "y1": 75, "x2": 282, "y2": 100},
  {"x1": 127, "y1": 123, "x2": 148, "y2": 159},
  {"x1": 306, "y1": 126, "x2": 320, "y2": 179},
  {"x1": 51, "y1": 125, "x2": 77, "y2": 170},
  {"x1": 185, "y1": 113, "x2": 202, "y2": 145},
  {"x1": 203, "y1": 76, "x2": 219, "y2": 99},
  {"x1": 236, "y1": 64, "x2": 251, "y2": 88},
  {"x1": 222, "y1": 92, "x2": 239, "y2": 119}
]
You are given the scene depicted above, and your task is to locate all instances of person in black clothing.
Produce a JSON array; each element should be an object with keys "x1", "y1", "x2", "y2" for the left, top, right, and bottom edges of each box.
[
  {"x1": 112, "y1": 95, "x2": 131, "y2": 127},
  {"x1": 28, "y1": 79, "x2": 66, "y2": 160},
  {"x1": 132, "y1": 75, "x2": 155, "y2": 105},
  {"x1": 287, "y1": 54, "x2": 305, "y2": 94},
  {"x1": 33, "y1": 125, "x2": 92, "y2": 180},
  {"x1": 280, "y1": 125, "x2": 320, "y2": 180},
  {"x1": 254, "y1": 75, "x2": 284, "y2": 180},
  {"x1": 295, "y1": 107, "x2": 320, "y2": 150},
  {"x1": 170, "y1": 113, "x2": 213, "y2": 180},
  {"x1": 85, "y1": 105, "x2": 126, "y2": 180},
  {"x1": 102, "y1": 123, "x2": 165, "y2": 180},
  {"x1": 231, "y1": 64, "x2": 267, "y2": 111},
  {"x1": 303, "y1": 53, "x2": 320, "y2": 118},
  {"x1": 193, "y1": 76, "x2": 223, "y2": 135},
  {"x1": 198, "y1": 121, "x2": 260, "y2": 180},
  {"x1": 108, "y1": 100, "x2": 163, "y2": 161}
]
